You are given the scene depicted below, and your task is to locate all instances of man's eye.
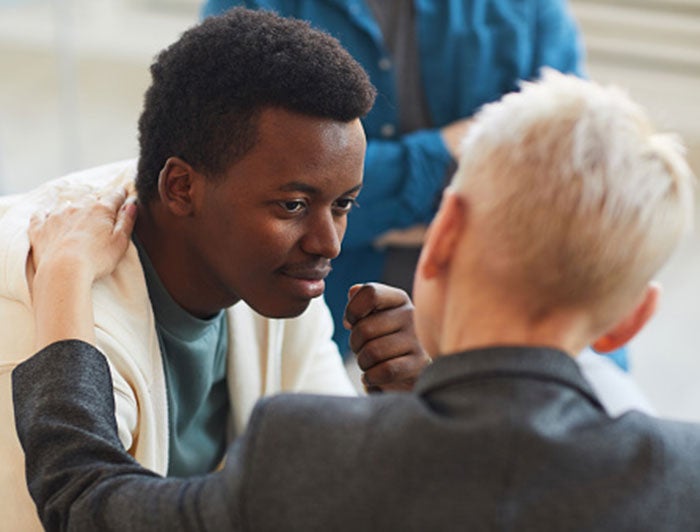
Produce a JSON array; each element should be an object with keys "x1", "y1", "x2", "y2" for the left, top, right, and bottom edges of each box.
[
  {"x1": 280, "y1": 200, "x2": 306, "y2": 213},
  {"x1": 334, "y1": 198, "x2": 359, "y2": 213}
]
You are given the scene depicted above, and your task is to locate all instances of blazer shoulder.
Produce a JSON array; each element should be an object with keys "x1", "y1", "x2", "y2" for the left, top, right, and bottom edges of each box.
[{"x1": 250, "y1": 392, "x2": 415, "y2": 440}]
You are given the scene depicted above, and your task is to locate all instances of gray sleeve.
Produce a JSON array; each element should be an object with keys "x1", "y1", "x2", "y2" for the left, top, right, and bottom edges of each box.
[{"x1": 12, "y1": 340, "x2": 240, "y2": 532}]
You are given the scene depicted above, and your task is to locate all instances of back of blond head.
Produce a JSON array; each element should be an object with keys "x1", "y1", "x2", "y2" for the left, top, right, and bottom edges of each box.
[{"x1": 451, "y1": 69, "x2": 695, "y2": 323}]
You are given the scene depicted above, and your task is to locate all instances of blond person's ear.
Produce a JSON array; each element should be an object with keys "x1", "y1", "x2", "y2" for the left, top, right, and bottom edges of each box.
[
  {"x1": 591, "y1": 282, "x2": 661, "y2": 353},
  {"x1": 417, "y1": 191, "x2": 467, "y2": 280}
]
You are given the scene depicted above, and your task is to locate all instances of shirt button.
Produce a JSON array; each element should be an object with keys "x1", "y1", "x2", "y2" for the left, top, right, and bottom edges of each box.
[
  {"x1": 380, "y1": 123, "x2": 396, "y2": 138},
  {"x1": 378, "y1": 57, "x2": 392, "y2": 71}
]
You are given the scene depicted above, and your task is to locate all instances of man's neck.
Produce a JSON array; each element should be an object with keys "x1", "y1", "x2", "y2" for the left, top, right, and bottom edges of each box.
[
  {"x1": 134, "y1": 203, "x2": 234, "y2": 319},
  {"x1": 437, "y1": 289, "x2": 593, "y2": 359}
]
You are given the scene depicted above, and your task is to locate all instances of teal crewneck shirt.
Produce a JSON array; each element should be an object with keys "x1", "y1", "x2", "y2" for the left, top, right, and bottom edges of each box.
[{"x1": 134, "y1": 237, "x2": 229, "y2": 477}]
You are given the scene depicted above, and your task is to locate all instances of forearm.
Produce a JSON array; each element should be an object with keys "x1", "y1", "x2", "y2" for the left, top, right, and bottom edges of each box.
[
  {"x1": 27, "y1": 187, "x2": 136, "y2": 350},
  {"x1": 32, "y1": 260, "x2": 96, "y2": 350},
  {"x1": 12, "y1": 341, "x2": 234, "y2": 531},
  {"x1": 66, "y1": 474, "x2": 232, "y2": 532}
]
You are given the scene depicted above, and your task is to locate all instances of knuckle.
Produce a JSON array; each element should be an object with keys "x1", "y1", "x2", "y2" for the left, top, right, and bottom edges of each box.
[
  {"x1": 362, "y1": 319, "x2": 382, "y2": 340},
  {"x1": 350, "y1": 320, "x2": 374, "y2": 346},
  {"x1": 360, "y1": 341, "x2": 384, "y2": 366},
  {"x1": 395, "y1": 305, "x2": 414, "y2": 325},
  {"x1": 394, "y1": 286, "x2": 411, "y2": 303},
  {"x1": 348, "y1": 333, "x2": 362, "y2": 355},
  {"x1": 364, "y1": 358, "x2": 403, "y2": 386},
  {"x1": 343, "y1": 308, "x2": 358, "y2": 327},
  {"x1": 348, "y1": 326, "x2": 365, "y2": 353},
  {"x1": 374, "y1": 360, "x2": 401, "y2": 384},
  {"x1": 361, "y1": 283, "x2": 381, "y2": 304}
]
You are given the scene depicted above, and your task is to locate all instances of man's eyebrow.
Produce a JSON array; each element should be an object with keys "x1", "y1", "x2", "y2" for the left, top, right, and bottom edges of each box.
[
  {"x1": 278, "y1": 182, "x2": 319, "y2": 194},
  {"x1": 277, "y1": 182, "x2": 363, "y2": 195},
  {"x1": 342, "y1": 184, "x2": 363, "y2": 195}
]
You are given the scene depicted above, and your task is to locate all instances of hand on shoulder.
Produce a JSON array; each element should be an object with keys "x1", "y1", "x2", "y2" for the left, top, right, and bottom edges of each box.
[{"x1": 29, "y1": 187, "x2": 138, "y2": 284}]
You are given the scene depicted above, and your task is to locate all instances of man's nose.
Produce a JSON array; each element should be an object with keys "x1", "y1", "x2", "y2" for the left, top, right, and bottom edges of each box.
[{"x1": 301, "y1": 211, "x2": 342, "y2": 259}]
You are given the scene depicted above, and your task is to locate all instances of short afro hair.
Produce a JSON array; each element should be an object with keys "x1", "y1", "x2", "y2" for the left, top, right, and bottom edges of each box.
[{"x1": 136, "y1": 7, "x2": 376, "y2": 203}]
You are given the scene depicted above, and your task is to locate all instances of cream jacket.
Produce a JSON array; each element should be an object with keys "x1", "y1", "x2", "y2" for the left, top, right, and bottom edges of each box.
[{"x1": 0, "y1": 160, "x2": 355, "y2": 531}]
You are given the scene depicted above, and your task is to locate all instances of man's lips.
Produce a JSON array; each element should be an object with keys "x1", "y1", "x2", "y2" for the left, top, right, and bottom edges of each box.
[
  {"x1": 278, "y1": 263, "x2": 332, "y2": 299},
  {"x1": 278, "y1": 263, "x2": 332, "y2": 281}
]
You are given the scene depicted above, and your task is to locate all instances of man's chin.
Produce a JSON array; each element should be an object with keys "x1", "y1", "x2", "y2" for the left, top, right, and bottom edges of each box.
[{"x1": 250, "y1": 296, "x2": 314, "y2": 319}]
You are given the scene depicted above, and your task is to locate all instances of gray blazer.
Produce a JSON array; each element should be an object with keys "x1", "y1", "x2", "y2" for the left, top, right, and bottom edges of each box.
[{"x1": 13, "y1": 340, "x2": 700, "y2": 531}]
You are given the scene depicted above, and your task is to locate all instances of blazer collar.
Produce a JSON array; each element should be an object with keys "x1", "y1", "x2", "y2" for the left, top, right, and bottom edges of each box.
[{"x1": 415, "y1": 346, "x2": 604, "y2": 411}]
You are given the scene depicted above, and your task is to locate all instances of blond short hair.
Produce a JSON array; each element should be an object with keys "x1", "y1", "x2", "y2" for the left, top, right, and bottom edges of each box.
[{"x1": 451, "y1": 69, "x2": 695, "y2": 323}]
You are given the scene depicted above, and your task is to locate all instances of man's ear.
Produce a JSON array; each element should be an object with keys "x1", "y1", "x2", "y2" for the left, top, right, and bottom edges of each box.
[
  {"x1": 418, "y1": 191, "x2": 467, "y2": 280},
  {"x1": 592, "y1": 282, "x2": 661, "y2": 353},
  {"x1": 157, "y1": 157, "x2": 201, "y2": 217}
]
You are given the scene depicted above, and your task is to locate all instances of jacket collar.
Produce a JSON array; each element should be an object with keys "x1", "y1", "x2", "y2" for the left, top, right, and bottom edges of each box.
[{"x1": 415, "y1": 346, "x2": 604, "y2": 411}]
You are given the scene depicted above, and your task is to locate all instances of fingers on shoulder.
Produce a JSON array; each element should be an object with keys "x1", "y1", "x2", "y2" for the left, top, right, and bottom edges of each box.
[
  {"x1": 113, "y1": 197, "x2": 138, "y2": 238},
  {"x1": 28, "y1": 209, "x2": 49, "y2": 236},
  {"x1": 97, "y1": 187, "x2": 130, "y2": 212}
]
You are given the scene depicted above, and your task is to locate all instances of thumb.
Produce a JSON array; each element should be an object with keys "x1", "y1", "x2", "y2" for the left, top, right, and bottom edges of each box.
[
  {"x1": 343, "y1": 284, "x2": 366, "y2": 330},
  {"x1": 347, "y1": 283, "x2": 364, "y2": 300}
]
